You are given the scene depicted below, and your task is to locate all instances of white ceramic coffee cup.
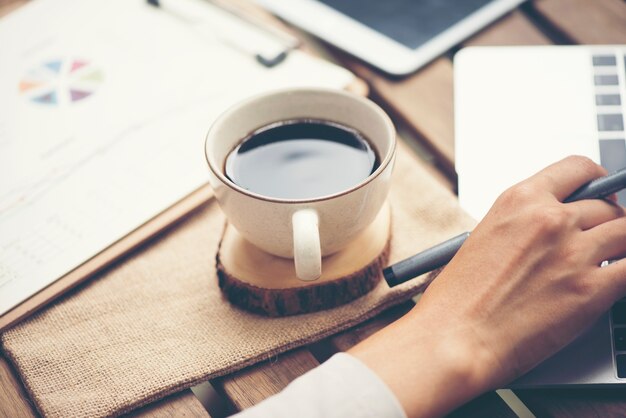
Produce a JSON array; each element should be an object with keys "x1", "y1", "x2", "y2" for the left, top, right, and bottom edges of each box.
[{"x1": 205, "y1": 88, "x2": 396, "y2": 281}]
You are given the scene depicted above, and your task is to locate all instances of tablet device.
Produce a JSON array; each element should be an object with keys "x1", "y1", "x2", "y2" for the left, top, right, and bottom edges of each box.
[{"x1": 257, "y1": 0, "x2": 527, "y2": 75}]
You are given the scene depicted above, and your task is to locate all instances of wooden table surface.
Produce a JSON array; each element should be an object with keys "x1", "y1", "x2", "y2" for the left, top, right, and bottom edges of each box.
[{"x1": 2, "y1": 0, "x2": 626, "y2": 417}]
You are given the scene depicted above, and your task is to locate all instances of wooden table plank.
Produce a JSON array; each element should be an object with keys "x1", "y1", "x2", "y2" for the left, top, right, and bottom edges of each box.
[
  {"x1": 211, "y1": 349, "x2": 320, "y2": 412},
  {"x1": 0, "y1": 356, "x2": 37, "y2": 418},
  {"x1": 446, "y1": 393, "x2": 519, "y2": 418},
  {"x1": 128, "y1": 390, "x2": 211, "y2": 418},
  {"x1": 533, "y1": 0, "x2": 626, "y2": 44}
]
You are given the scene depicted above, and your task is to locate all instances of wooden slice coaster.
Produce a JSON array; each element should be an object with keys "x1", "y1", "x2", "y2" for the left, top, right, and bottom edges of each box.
[{"x1": 216, "y1": 203, "x2": 391, "y2": 316}]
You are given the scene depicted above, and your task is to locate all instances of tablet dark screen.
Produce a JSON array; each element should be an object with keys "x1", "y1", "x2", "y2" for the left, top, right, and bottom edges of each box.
[{"x1": 317, "y1": 0, "x2": 495, "y2": 49}]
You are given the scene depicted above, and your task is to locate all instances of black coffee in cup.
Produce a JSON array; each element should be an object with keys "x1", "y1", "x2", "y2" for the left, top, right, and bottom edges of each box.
[{"x1": 224, "y1": 119, "x2": 379, "y2": 200}]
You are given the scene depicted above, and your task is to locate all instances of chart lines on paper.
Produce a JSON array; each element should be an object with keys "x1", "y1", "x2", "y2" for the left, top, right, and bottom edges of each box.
[{"x1": 19, "y1": 58, "x2": 104, "y2": 106}]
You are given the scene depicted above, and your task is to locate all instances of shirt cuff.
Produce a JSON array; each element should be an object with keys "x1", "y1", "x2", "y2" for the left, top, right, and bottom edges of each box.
[{"x1": 233, "y1": 352, "x2": 407, "y2": 418}]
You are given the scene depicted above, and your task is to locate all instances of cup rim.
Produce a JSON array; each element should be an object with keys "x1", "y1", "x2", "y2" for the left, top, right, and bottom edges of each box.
[{"x1": 204, "y1": 87, "x2": 396, "y2": 204}]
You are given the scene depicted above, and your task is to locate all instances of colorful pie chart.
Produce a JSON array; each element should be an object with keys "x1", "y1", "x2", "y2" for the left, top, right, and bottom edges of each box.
[{"x1": 19, "y1": 58, "x2": 103, "y2": 106}]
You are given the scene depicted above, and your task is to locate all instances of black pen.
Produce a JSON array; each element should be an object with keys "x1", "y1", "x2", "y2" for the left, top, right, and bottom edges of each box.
[{"x1": 384, "y1": 167, "x2": 626, "y2": 288}]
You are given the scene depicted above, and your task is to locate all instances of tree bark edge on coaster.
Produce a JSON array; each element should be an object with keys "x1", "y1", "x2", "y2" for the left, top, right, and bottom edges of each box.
[{"x1": 216, "y1": 203, "x2": 392, "y2": 316}]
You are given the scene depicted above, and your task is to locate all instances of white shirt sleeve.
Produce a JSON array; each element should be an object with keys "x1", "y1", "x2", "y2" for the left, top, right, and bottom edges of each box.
[{"x1": 231, "y1": 353, "x2": 407, "y2": 418}]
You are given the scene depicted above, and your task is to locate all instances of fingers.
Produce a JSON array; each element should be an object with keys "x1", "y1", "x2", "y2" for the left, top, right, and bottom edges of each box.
[
  {"x1": 589, "y1": 216, "x2": 626, "y2": 298},
  {"x1": 528, "y1": 156, "x2": 608, "y2": 202},
  {"x1": 572, "y1": 199, "x2": 625, "y2": 230},
  {"x1": 585, "y1": 216, "x2": 626, "y2": 263},
  {"x1": 597, "y1": 259, "x2": 626, "y2": 300}
]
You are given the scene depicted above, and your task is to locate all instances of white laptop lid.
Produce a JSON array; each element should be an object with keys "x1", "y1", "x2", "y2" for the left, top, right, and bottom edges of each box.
[{"x1": 454, "y1": 46, "x2": 625, "y2": 221}]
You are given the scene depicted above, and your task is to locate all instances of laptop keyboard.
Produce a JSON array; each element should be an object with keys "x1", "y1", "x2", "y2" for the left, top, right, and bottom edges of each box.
[{"x1": 593, "y1": 50, "x2": 626, "y2": 379}]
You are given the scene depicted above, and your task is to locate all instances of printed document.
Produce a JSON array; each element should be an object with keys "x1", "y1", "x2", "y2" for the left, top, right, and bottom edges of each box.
[{"x1": 0, "y1": 0, "x2": 354, "y2": 314}]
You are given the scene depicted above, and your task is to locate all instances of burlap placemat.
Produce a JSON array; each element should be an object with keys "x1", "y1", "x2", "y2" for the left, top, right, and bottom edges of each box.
[{"x1": 1, "y1": 142, "x2": 476, "y2": 418}]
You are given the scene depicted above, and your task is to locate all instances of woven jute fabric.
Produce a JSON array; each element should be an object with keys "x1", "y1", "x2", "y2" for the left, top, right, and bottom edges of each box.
[{"x1": 1, "y1": 142, "x2": 476, "y2": 417}]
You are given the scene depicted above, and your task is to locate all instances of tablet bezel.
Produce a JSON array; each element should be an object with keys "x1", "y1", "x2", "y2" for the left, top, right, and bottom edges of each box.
[{"x1": 257, "y1": 0, "x2": 527, "y2": 75}]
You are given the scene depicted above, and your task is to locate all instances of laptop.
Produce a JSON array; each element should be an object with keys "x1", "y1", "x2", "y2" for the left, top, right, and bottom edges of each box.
[{"x1": 454, "y1": 45, "x2": 626, "y2": 386}]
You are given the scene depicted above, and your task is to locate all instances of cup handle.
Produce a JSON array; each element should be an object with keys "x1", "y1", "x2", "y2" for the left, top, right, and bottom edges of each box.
[{"x1": 292, "y1": 209, "x2": 321, "y2": 281}]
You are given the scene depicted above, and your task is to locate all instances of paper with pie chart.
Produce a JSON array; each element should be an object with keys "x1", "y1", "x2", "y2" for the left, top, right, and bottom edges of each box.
[
  {"x1": 19, "y1": 58, "x2": 104, "y2": 106},
  {"x1": 0, "y1": 0, "x2": 354, "y2": 315}
]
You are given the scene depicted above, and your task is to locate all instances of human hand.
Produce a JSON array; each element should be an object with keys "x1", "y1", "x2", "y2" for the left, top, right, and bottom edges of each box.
[
  {"x1": 418, "y1": 156, "x2": 626, "y2": 388},
  {"x1": 350, "y1": 156, "x2": 626, "y2": 417}
]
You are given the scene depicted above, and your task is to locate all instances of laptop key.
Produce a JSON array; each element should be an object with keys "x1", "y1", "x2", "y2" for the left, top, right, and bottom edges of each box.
[
  {"x1": 616, "y1": 328, "x2": 626, "y2": 351},
  {"x1": 613, "y1": 303, "x2": 626, "y2": 325},
  {"x1": 597, "y1": 114, "x2": 625, "y2": 131},
  {"x1": 596, "y1": 94, "x2": 621, "y2": 106},
  {"x1": 618, "y1": 355, "x2": 626, "y2": 378},
  {"x1": 593, "y1": 55, "x2": 617, "y2": 66},
  {"x1": 594, "y1": 74, "x2": 619, "y2": 85}
]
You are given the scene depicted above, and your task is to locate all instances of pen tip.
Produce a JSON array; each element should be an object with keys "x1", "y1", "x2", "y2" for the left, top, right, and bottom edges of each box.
[{"x1": 383, "y1": 267, "x2": 397, "y2": 288}]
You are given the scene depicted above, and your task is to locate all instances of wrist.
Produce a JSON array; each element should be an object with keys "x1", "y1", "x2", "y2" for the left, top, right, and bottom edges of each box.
[
  {"x1": 412, "y1": 308, "x2": 503, "y2": 389},
  {"x1": 403, "y1": 310, "x2": 494, "y2": 416},
  {"x1": 349, "y1": 307, "x2": 497, "y2": 418}
]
